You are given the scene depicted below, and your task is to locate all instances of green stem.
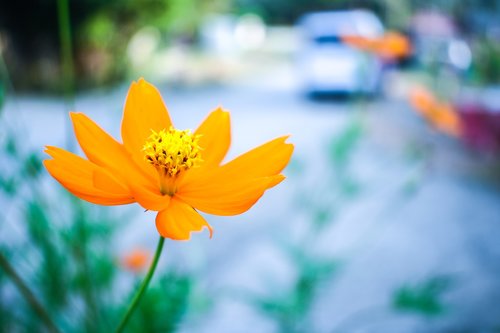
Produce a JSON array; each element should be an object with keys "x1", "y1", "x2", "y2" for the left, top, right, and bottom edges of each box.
[
  {"x1": 56, "y1": 0, "x2": 75, "y2": 151},
  {"x1": 0, "y1": 252, "x2": 62, "y2": 333},
  {"x1": 114, "y1": 236, "x2": 165, "y2": 333},
  {"x1": 57, "y1": 0, "x2": 74, "y2": 100}
]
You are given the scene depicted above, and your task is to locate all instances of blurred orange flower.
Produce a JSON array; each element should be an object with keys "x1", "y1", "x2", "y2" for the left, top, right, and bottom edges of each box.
[
  {"x1": 409, "y1": 86, "x2": 461, "y2": 137},
  {"x1": 342, "y1": 31, "x2": 412, "y2": 60},
  {"x1": 409, "y1": 86, "x2": 437, "y2": 115},
  {"x1": 122, "y1": 249, "x2": 150, "y2": 272},
  {"x1": 44, "y1": 79, "x2": 293, "y2": 240}
]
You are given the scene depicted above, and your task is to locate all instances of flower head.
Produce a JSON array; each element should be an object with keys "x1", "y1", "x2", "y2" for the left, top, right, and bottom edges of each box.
[{"x1": 44, "y1": 78, "x2": 293, "y2": 240}]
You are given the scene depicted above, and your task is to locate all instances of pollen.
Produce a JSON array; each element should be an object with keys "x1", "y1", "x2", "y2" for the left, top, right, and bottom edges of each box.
[{"x1": 143, "y1": 127, "x2": 202, "y2": 178}]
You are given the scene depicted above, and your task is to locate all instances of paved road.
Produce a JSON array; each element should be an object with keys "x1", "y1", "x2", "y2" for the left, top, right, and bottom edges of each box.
[{"x1": 3, "y1": 76, "x2": 500, "y2": 332}]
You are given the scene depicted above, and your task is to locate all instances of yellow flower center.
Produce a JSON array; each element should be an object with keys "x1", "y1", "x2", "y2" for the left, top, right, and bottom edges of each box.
[{"x1": 143, "y1": 127, "x2": 202, "y2": 195}]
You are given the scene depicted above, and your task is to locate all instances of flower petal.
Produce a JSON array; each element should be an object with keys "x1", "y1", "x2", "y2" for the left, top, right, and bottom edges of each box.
[
  {"x1": 130, "y1": 183, "x2": 171, "y2": 212},
  {"x1": 194, "y1": 107, "x2": 231, "y2": 168},
  {"x1": 121, "y1": 78, "x2": 172, "y2": 159},
  {"x1": 176, "y1": 136, "x2": 292, "y2": 215},
  {"x1": 70, "y1": 112, "x2": 155, "y2": 187},
  {"x1": 93, "y1": 168, "x2": 129, "y2": 194},
  {"x1": 155, "y1": 198, "x2": 213, "y2": 240},
  {"x1": 44, "y1": 146, "x2": 133, "y2": 205},
  {"x1": 180, "y1": 136, "x2": 293, "y2": 189},
  {"x1": 220, "y1": 136, "x2": 293, "y2": 178},
  {"x1": 176, "y1": 174, "x2": 285, "y2": 216}
]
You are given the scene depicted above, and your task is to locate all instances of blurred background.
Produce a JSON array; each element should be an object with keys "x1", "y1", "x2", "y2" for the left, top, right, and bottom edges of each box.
[{"x1": 1, "y1": 0, "x2": 500, "y2": 332}]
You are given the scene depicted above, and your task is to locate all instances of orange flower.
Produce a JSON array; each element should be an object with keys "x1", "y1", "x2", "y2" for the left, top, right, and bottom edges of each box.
[
  {"x1": 44, "y1": 79, "x2": 293, "y2": 240},
  {"x1": 342, "y1": 31, "x2": 412, "y2": 60},
  {"x1": 122, "y1": 249, "x2": 150, "y2": 272},
  {"x1": 409, "y1": 87, "x2": 461, "y2": 137}
]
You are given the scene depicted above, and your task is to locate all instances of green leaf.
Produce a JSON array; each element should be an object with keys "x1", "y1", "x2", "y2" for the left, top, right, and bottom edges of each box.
[
  {"x1": 328, "y1": 121, "x2": 363, "y2": 167},
  {"x1": 124, "y1": 272, "x2": 194, "y2": 333},
  {"x1": 23, "y1": 153, "x2": 43, "y2": 178},
  {"x1": 392, "y1": 275, "x2": 453, "y2": 316},
  {"x1": 24, "y1": 200, "x2": 69, "y2": 309}
]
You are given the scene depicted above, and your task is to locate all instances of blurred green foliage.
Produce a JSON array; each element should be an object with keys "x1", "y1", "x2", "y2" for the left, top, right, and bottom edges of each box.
[
  {"x1": 328, "y1": 120, "x2": 363, "y2": 198},
  {"x1": 0, "y1": 0, "x2": 230, "y2": 90},
  {"x1": 255, "y1": 255, "x2": 340, "y2": 333},
  {"x1": 469, "y1": 38, "x2": 500, "y2": 85},
  {"x1": 328, "y1": 121, "x2": 363, "y2": 167},
  {"x1": 392, "y1": 275, "x2": 453, "y2": 316},
  {"x1": 247, "y1": 120, "x2": 363, "y2": 333},
  {"x1": 125, "y1": 273, "x2": 195, "y2": 333},
  {"x1": 0, "y1": 82, "x2": 4, "y2": 112},
  {"x1": 1, "y1": 0, "x2": 499, "y2": 91},
  {"x1": 234, "y1": 0, "x2": 384, "y2": 24}
]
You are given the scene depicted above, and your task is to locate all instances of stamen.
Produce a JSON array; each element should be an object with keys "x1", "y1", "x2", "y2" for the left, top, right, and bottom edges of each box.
[{"x1": 143, "y1": 127, "x2": 202, "y2": 195}]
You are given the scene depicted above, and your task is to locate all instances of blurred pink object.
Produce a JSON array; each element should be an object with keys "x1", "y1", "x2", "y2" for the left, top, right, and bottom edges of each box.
[
  {"x1": 411, "y1": 11, "x2": 456, "y2": 38},
  {"x1": 456, "y1": 88, "x2": 500, "y2": 152}
]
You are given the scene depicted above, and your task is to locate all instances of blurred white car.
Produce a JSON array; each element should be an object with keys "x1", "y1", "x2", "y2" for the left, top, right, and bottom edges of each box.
[{"x1": 297, "y1": 10, "x2": 384, "y2": 96}]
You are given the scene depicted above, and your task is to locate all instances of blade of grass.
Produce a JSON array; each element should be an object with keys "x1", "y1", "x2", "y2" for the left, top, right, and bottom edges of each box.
[
  {"x1": 57, "y1": 0, "x2": 75, "y2": 150},
  {"x1": 0, "y1": 251, "x2": 62, "y2": 333},
  {"x1": 57, "y1": 0, "x2": 74, "y2": 100}
]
